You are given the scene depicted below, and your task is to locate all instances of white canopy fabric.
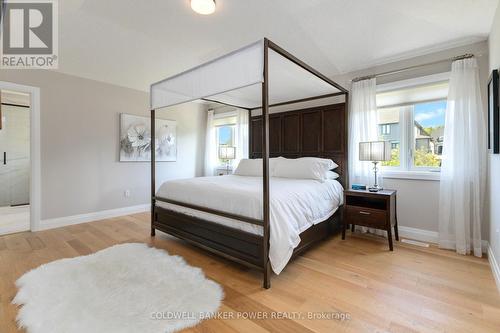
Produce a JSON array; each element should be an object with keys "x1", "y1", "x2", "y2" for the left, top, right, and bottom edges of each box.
[
  {"x1": 150, "y1": 39, "x2": 342, "y2": 110},
  {"x1": 151, "y1": 40, "x2": 264, "y2": 109}
]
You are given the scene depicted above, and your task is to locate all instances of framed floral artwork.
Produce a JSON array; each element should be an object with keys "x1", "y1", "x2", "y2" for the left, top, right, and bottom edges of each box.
[{"x1": 119, "y1": 113, "x2": 177, "y2": 162}]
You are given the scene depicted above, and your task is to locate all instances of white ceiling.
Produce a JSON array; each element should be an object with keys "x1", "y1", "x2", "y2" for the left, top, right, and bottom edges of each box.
[{"x1": 58, "y1": 0, "x2": 499, "y2": 92}]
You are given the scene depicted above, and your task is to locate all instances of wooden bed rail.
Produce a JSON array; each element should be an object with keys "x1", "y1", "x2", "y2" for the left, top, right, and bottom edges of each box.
[{"x1": 153, "y1": 196, "x2": 264, "y2": 226}]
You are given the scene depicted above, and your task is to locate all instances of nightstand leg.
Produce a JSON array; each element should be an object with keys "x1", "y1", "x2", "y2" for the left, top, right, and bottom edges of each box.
[
  {"x1": 351, "y1": 224, "x2": 355, "y2": 232},
  {"x1": 394, "y1": 196, "x2": 399, "y2": 241},
  {"x1": 387, "y1": 225, "x2": 393, "y2": 251}
]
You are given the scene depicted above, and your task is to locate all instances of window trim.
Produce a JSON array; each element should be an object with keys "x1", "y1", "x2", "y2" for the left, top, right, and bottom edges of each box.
[
  {"x1": 376, "y1": 72, "x2": 450, "y2": 93},
  {"x1": 213, "y1": 110, "x2": 238, "y2": 119},
  {"x1": 380, "y1": 170, "x2": 440, "y2": 181}
]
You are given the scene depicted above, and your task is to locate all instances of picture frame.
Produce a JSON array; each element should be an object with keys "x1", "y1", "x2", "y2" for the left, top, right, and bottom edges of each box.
[
  {"x1": 488, "y1": 69, "x2": 499, "y2": 154},
  {"x1": 119, "y1": 113, "x2": 177, "y2": 162}
]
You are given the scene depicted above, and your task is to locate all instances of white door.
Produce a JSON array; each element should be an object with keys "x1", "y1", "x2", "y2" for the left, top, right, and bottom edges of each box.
[
  {"x1": 0, "y1": 91, "x2": 31, "y2": 234},
  {"x1": 0, "y1": 132, "x2": 10, "y2": 206},
  {"x1": 4, "y1": 104, "x2": 30, "y2": 205}
]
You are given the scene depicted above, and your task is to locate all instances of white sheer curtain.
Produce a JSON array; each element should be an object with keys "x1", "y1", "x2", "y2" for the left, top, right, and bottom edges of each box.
[
  {"x1": 348, "y1": 78, "x2": 379, "y2": 186},
  {"x1": 204, "y1": 110, "x2": 218, "y2": 176},
  {"x1": 235, "y1": 109, "x2": 249, "y2": 168},
  {"x1": 348, "y1": 78, "x2": 385, "y2": 236},
  {"x1": 438, "y1": 58, "x2": 486, "y2": 257}
]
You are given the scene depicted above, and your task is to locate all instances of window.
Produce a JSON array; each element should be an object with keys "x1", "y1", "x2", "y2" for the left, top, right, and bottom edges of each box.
[
  {"x1": 217, "y1": 125, "x2": 234, "y2": 146},
  {"x1": 214, "y1": 115, "x2": 236, "y2": 167},
  {"x1": 413, "y1": 100, "x2": 445, "y2": 168},
  {"x1": 380, "y1": 124, "x2": 391, "y2": 135},
  {"x1": 376, "y1": 76, "x2": 448, "y2": 172},
  {"x1": 377, "y1": 100, "x2": 446, "y2": 170}
]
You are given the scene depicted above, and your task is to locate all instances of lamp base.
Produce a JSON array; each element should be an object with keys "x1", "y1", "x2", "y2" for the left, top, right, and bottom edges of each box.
[{"x1": 368, "y1": 185, "x2": 383, "y2": 192}]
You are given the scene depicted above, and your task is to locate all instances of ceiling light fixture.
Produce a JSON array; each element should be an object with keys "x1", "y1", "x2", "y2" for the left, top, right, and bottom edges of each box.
[{"x1": 191, "y1": 0, "x2": 216, "y2": 15}]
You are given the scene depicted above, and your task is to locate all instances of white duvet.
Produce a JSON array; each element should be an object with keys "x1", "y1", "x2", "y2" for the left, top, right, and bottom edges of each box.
[{"x1": 156, "y1": 175, "x2": 343, "y2": 274}]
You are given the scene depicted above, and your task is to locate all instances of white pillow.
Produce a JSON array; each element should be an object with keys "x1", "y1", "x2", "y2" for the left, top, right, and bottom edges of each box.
[
  {"x1": 326, "y1": 171, "x2": 340, "y2": 180},
  {"x1": 298, "y1": 157, "x2": 338, "y2": 170},
  {"x1": 273, "y1": 157, "x2": 337, "y2": 181},
  {"x1": 233, "y1": 159, "x2": 260, "y2": 176},
  {"x1": 233, "y1": 157, "x2": 283, "y2": 176}
]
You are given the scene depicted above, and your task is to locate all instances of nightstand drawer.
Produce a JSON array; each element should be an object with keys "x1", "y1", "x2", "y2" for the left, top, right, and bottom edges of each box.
[{"x1": 345, "y1": 206, "x2": 386, "y2": 227}]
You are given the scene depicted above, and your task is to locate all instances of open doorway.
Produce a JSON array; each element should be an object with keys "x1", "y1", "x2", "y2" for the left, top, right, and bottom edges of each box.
[
  {"x1": 0, "y1": 81, "x2": 40, "y2": 235},
  {"x1": 0, "y1": 90, "x2": 31, "y2": 234}
]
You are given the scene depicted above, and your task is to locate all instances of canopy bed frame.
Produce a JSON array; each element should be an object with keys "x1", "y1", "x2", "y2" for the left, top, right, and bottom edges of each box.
[{"x1": 150, "y1": 38, "x2": 348, "y2": 288}]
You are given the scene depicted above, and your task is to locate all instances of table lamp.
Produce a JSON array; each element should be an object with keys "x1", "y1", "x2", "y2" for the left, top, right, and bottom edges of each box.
[
  {"x1": 359, "y1": 141, "x2": 392, "y2": 192},
  {"x1": 218, "y1": 146, "x2": 236, "y2": 174}
]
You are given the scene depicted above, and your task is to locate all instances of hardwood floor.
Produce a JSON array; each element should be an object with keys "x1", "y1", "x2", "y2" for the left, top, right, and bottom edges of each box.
[{"x1": 1, "y1": 213, "x2": 499, "y2": 332}]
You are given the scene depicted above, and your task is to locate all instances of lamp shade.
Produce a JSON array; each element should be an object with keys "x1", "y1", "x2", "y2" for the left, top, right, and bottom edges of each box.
[
  {"x1": 219, "y1": 146, "x2": 235, "y2": 160},
  {"x1": 359, "y1": 141, "x2": 392, "y2": 161}
]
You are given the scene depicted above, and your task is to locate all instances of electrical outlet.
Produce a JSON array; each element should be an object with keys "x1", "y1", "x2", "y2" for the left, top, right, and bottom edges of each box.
[{"x1": 124, "y1": 190, "x2": 130, "y2": 198}]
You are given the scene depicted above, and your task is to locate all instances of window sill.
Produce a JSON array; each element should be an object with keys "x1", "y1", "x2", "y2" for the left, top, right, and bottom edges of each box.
[{"x1": 380, "y1": 170, "x2": 440, "y2": 181}]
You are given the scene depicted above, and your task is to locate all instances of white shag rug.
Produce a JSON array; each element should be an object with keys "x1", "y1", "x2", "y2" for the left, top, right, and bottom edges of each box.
[{"x1": 13, "y1": 243, "x2": 223, "y2": 333}]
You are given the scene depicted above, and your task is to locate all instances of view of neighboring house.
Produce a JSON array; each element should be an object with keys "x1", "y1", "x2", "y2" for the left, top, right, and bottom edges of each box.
[
  {"x1": 428, "y1": 126, "x2": 444, "y2": 155},
  {"x1": 377, "y1": 107, "x2": 443, "y2": 157},
  {"x1": 415, "y1": 121, "x2": 433, "y2": 153},
  {"x1": 377, "y1": 107, "x2": 401, "y2": 150}
]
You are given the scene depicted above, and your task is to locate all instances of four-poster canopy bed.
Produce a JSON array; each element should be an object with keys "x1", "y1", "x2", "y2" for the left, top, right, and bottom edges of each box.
[{"x1": 150, "y1": 38, "x2": 349, "y2": 288}]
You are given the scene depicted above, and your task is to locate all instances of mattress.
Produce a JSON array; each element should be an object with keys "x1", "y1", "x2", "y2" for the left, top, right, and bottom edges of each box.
[{"x1": 155, "y1": 175, "x2": 344, "y2": 274}]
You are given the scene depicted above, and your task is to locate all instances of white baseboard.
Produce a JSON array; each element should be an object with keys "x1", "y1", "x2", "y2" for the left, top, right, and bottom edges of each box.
[
  {"x1": 0, "y1": 222, "x2": 30, "y2": 236},
  {"x1": 398, "y1": 226, "x2": 439, "y2": 243},
  {"x1": 488, "y1": 243, "x2": 500, "y2": 293},
  {"x1": 36, "y1": 204, "x2": 150, "y2": 231},
  {"x1": 397, "y1": 226, "x2": 489, "y2": 253}
]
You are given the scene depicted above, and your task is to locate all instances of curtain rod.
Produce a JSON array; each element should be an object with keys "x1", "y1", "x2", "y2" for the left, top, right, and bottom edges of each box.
[{"x1": 351, "y1": 53, "x2": 474, "y2": 83}]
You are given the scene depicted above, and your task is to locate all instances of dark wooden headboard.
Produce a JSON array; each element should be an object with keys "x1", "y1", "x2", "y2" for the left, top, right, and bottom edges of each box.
[{"x1": 249, "y1": 103, "x2": 348, "y2": 187}]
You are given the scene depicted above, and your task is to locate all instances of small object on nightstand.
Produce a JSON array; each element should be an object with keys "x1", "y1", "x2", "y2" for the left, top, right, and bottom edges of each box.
[
  {"x1": 351, "y1": 184, "x2": 367, "y2": 190},
  {"x1": 342, "y1": 189, "x2": 398, "y2": 251}
]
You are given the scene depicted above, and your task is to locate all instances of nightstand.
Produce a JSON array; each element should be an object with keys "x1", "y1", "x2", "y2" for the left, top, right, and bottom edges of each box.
[
  {"x1": 342, "y1": 189, "x2": 398, "y2": 251},
  {"x1": 216, "y1": 168, "x2": 232, "y2": 176}
]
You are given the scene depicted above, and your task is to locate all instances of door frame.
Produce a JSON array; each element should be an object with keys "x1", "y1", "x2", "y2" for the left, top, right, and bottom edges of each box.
[{"x1": 0, "y1": 81, "x2": 41, "y2": 232}]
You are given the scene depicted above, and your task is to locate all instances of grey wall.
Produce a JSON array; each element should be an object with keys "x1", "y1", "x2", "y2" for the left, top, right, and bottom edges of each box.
[
  {"x1": 380, "y1": 178, "x2": 440, "y2": 233},
  {"x1": 331, "y1": 41, "x2": 490, "y2": 237},
  {"x1": 488, "y1": 4, "x2": 500, "y2": 265},
  {"x1": 155, "y1": 104, "x2": 207, "y2": 189},
  {"x1": 0, "y1": 70, "x2": 206, "y2": 220}
]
